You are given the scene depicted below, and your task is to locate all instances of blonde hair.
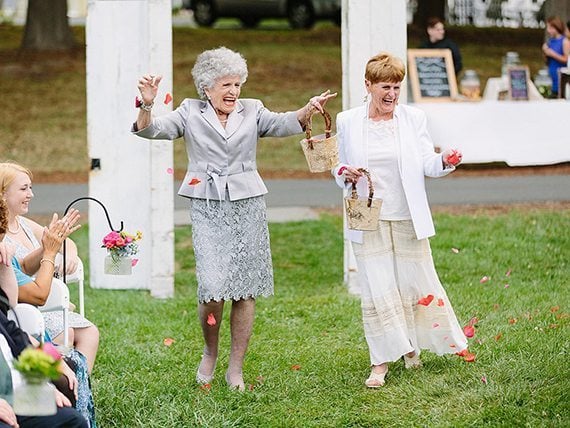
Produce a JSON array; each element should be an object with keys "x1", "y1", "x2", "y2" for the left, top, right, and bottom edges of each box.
[
  {"x1": 0, "y1": 162, "x2": 33, "y2": 196},
  {"x1": 365, "y1": 52, "x2": 406, "y2": 84}
]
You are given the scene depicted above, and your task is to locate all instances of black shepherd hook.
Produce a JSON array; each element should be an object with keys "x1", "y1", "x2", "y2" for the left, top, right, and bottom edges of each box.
[{"x1": 62, "y1": 197, "x2": 123, "y2": 284}]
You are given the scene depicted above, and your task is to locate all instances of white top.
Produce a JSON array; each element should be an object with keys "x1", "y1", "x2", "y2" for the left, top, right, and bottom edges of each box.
[
  {"x1": 367, "y1": 119, "x2": 411, "y2": 220},
  {"x1": 0, "y1": 335, "x2": 23, "y2": 389}
]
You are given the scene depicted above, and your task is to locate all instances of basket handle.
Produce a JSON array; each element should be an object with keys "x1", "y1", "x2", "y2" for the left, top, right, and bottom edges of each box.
[
  {"x1": 304, "y1": 107, "x2": 332, "y2": 146},
  {"x1": 350, "y1": 168, "x2": 375, "y2": 207}
]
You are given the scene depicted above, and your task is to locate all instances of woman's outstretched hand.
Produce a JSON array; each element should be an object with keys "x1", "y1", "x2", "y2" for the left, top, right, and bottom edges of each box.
[
  {"x1": 308, "y1": 89, "x2": 338, "y2": 113},
  {"x1": 137, "y1": 74, "x2": 163, "y2": 105}
]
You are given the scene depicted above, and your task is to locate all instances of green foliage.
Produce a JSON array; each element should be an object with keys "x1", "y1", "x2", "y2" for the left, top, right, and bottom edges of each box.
[
  {"x1": 13, "y1": 347, "x2": 61, "y2": 381},
  {"x1": 67, "y1": 209, "x2": 569, "y2": 427}
]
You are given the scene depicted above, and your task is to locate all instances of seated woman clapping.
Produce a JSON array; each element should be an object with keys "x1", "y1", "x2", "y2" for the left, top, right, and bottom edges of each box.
[{"x1": 0, "y1": 162, "x2": 99, "y2": 374}]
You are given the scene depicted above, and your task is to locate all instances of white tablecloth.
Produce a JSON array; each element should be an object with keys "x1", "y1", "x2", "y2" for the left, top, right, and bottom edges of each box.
[{"x1": 413, "y1": 100, "x2": 570, "y2": 166}]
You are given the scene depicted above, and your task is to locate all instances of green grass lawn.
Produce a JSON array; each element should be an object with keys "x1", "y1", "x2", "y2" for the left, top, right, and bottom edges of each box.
[
  {"x1": 68, "y1": 208, "x2": 568, "y2": 427},
  {"x1": 0, "y1": 23, "x2": 547, "y2": 179}
]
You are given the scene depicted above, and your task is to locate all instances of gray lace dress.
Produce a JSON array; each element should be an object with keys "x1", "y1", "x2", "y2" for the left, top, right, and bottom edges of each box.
[
  {"x1": 189, "y1": 195, "x2": 274, "y2": 303},
  {"x1": 4, "y1": 218, "x2": 94, "y2": 339}
]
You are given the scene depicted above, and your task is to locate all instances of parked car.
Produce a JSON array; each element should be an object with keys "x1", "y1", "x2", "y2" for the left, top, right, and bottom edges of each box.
[{"x1": 183, "y1": 0, "x2": 341, "y2": 29}]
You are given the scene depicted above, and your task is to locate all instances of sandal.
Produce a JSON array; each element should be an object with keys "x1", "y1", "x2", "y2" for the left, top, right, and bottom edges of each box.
[
  {"x1": 365, "y1": 366, "x2": 388, "y2": 388},
  {"x1": 403, "y1": 352, "x2": 422, "y2": 369}
]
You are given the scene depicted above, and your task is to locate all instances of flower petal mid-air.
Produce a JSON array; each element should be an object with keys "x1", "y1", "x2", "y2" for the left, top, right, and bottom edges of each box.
[
  {"x1": 418, "y1": 294, "x2": 435, "y2": 306},
  {"x1": 189, "y1": 178, "x2": 201, "y2": 186},
  {"x1": 164, "y1": 92, "x2": 173, "y2": 104},
  {"x1": 207, "y1": 313, "x2": 216, "y2": 326}
]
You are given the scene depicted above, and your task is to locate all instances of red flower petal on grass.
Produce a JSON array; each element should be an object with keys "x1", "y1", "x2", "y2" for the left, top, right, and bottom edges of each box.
[
  {"x1": 206, "y1": 313, "x2": 216, "y2": 326},
  {"x1": 248, "y1": 384, "x2": 255, "y2": 391},
  {"x1": 463, "y1": 352, "x2": 476, "y2": 362},
  {"x1": 199, "y1": 383, "x2": 211, "y2": 392},
  {"x1": 504, "y1": 283, "x2": 510, "y2": 288},
  {"x1": 437, "y1": 298, "x2": 445, "y2": 307},
  {"x1": 291, "y1": 364, "x2": 301, "y2": 371},
  {"x1": 166, "y1": 167, "x2": 173, "y2": 175},
  {"x1": 131, "y1": 259, "x2": 139, "y2": 267},
  {"x1": 417, "y1": 294, "x2": 434, "y2": 306},
  {"x1": 481, "y1": 375, "x2": 488, "y2": 385},
  {"x1": 163, "y1": 337, "x2": 175, "y2": 347},
  {"x1": 494, "y1": 333, "x2": 503, "y2": 341},
  {"x1": 468, "y1": 317, "x2": 479, "y2": 327},
  {"x1": 508, "y1": 318, "x2": 517, "y2": 325},
  {"x1": 164, "y1": 92, "x2": 173, "y2": 104},
  {"x1": 463, "y1": 325, "x2": 475, "y2": 338},
  {"x1": 456, "y1": 349, "x2": 468, "y2": 357},
  {"x1": 256, "y1": 375, "x2": 265, "y2": 384},
  {"x1": 550, "y1": 306, "x2": 560, "y2": 313},
  {"x1": 188, "y1": 178, "x2": 201, "y2": 186},
  {"x1": 505, "y1": 268, "x2": 512, "y2": 277},
  {"x1": 480, "y1": 276, "x2": 490, "y2": 284}
]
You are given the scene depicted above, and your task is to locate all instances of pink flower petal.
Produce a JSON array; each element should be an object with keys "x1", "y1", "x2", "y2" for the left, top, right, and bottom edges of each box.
[
  {"x1": 131, "y1": 259, "x2": 139, "y2": 267},
  {"x1": 207, "y1": 313, "x2": 216, "y2": 326},
  {"x1": 505, "y1": 268, "x2": 512, "y2": 277},
  {"x1": 463, "y1": 325, "x2": 475, "y2": 338},
  {"x1": 164, "y1": 92, "x2": 173, "y2": 104},
  {"x1": 166, "y1": 167, "x2": 173, "y2": 175},
  {"x1": 481, "y1": 375, "x2": 488, "y2": 384},
  {"x1": 480, "y1": 276, "x2": 490, "y2": 284},
  {"x1": 291, "y1": 364, "x2": 301, "y2": 371},
  {"x1": 188, "y1": 178, "x2": 201, "y2": 186},
  {"x1": 504, "y1": 283, "x2": 510, "y2": 288},
  {"x1": 433, "y1": 322, "x2": 440, "y2": 328},
  {"x1": 163, "y1": 337, "x2": 175, "y2": 347}
]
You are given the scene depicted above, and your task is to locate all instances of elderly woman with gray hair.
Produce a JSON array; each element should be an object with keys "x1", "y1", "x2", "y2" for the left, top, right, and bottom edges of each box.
[{"x1": 132, "y1": 46, "x2": 335, "y2": 390}]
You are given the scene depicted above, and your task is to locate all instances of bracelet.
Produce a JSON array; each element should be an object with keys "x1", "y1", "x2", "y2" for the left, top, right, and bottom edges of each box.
[
  {"x1": 40, "y1": 258, "x2": 55, "y2": 267},
  {"x1": 135, "y1": 96, "x2": 153, "y2": 112}
]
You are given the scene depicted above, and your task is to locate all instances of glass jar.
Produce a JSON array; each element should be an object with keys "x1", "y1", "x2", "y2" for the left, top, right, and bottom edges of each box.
[
  {"x1": 534, "y1": 69, "x2": 553, "y2": 99},
  {"x1": 104, "y1": 255, "x2": 133, "y2": 275},
  {"x1": 460, "y1": 70, "x2": 481, "y2": 100},
  {"x1": 13, "y1": 377, "x2": 57, "y2": 416},
  {"x1": 501, "y1": 51, "x2": 520, "y2": 77}
]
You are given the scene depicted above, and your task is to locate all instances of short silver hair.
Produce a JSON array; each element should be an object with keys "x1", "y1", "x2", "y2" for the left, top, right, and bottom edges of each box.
[{"x1": 191, "y1": 47, "x2": 248, "y2": 99}]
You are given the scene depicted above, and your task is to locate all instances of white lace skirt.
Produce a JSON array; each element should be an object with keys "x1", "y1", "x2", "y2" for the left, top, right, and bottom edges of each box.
[
  {"x1": 189, "y1": 196, "x2": 274, "y2": 303},
  {"x1": 352, "y1": 220, "x2": 467, "y2": 365}
]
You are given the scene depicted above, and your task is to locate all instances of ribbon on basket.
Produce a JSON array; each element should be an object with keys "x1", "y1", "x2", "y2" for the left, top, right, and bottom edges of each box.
[
  {"x1": 299, "y1": 107, "x2": 339, "y2": 173},
  {"x1": 344, "y1": 168, "x2": 382, "y2": 231}
]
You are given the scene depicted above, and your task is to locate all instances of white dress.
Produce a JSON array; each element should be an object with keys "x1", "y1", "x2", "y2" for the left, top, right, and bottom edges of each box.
[{"x1": 353, "y1": 119, "x2": 467, "y2": 365}]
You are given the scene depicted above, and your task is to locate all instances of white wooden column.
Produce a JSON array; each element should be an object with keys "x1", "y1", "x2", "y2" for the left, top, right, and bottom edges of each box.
[
  {"x1": 341, "y1": 0, "x2": 407, "y2": 294},
  {"x1": 86, "y1": 0, "x2": 174, "y2": 298}
]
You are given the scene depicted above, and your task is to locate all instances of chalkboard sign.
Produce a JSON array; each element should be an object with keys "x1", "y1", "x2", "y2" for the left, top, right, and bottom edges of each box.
[
  {"x1": 407, "y1": 49, "x2": 458, "y2": 102},
  {"x1": 507, "y1": 66, "x2": 530, "y2": 100}
]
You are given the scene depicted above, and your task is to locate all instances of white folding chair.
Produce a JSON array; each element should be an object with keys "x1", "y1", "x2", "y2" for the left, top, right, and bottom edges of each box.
[
  {"x1": 37, "y1": 278, "x2": 70, "y2": 348},
  {"x1": 8, "y1": 303, "x2": 46, "y2": 341},
  {"x1": 56, "y1": 254, "x2": 86, "y2": 316}
]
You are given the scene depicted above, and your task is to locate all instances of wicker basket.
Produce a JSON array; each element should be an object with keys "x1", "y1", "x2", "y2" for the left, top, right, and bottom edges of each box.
[
  {"x1": 299, "y1": 107, "x2": 339, "y2": 173},
  {"x1": 344, "y1": 168, "x2": 382, "y2": 231}
]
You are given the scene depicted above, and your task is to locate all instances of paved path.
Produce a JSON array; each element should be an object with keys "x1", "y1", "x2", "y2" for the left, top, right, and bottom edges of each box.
[{"x1": 31, "y1": 174, "x2": 570, "y2": 225}]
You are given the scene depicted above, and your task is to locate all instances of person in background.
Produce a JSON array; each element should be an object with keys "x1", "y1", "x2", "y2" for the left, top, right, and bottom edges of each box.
[
  {"x1": 132, "y1": 46, "x2": 336, "y2": 391},
  {"x1": 542, "y1": 16, "x2": 570, "y2": 97},
  {"x1": 420, "y1": 16, "x2": 463, "y2": 75},
  {"x1": 332, "y1": 52, "x2": 468, "y2": 388},
  {"x1": 0, "y1": 162, "x2": 99, "y2": 374}
]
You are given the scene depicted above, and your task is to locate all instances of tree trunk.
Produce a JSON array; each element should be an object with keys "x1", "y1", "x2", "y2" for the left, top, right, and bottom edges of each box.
[
  {"x1": 21, "y1": 0, "x2": 75, "y2": 51},
  {"x1": 413, "y1": 0, "x2": 447, "y2": 27}
]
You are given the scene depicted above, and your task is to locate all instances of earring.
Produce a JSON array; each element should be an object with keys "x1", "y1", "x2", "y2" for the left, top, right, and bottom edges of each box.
[{"x1": 363, "y1": 93, "x2": 369, "y2": 103}]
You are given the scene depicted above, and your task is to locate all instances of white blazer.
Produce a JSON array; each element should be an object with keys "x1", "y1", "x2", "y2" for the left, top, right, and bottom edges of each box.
[{"x1": 332, "y1": 103, "x2": 454, "y2": 242}]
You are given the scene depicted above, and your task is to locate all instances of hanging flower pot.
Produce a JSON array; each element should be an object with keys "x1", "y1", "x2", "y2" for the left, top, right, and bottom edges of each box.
[
  {"x1": 104, "y1": 255, "x2": 133, "y2": 275},
  {"x1": 101, "y1": 230, "x2": 142, "y2": 276}
]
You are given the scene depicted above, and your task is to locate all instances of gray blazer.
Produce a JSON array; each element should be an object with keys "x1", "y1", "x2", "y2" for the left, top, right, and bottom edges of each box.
[{"x1": 133, "y1": 98, "x2": 303, "y2": 201}]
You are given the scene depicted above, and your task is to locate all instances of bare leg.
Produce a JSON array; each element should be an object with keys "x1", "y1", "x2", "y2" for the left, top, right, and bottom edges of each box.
[
  {"x1": 226, "y1": 298, "x2": 255, "y2": 390},
  {"x1": 197, "y1": 300, "x2": 224, "y2": 383},
  {"x1": 73, "y1": 325, "x2": 100, "y2": 374}
]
